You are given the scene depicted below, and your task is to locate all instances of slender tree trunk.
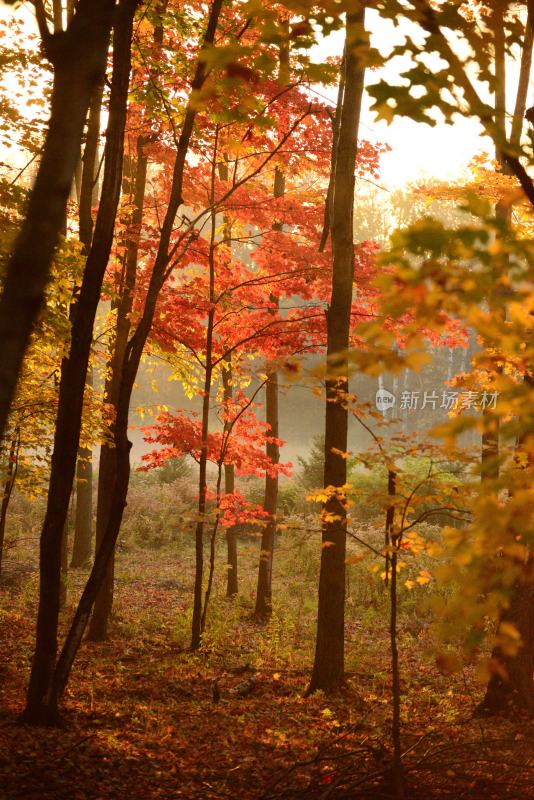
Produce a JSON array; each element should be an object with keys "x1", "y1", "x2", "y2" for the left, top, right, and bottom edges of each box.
[
  {"x1": 479, "y1": 567, "x2": 534, "y2": 715},
  {"x1": 22, "y1": 0, "x2": 137, "y2": 726},
  {"x1": 0, "y1": 0, "x2": 115, "y2": 439},
  {"x1": 88, "y1": 1, "x2": 168, "y2": 641},
  {"x1": 87, "y1": 136, "x2": 148, "y2": 641},
  {"x1": 478, "y1": 7, "x2": 534, "y2": 716},
  {"x1": 479, "y1": 370, "x2": 534, "y2": 715},
  {"x1": 70, "y1": 445, "x2": 93, "y2": 568},
  {"x1": 69, "y1": 80, "x2": 103, "y2": 570},
  {"x1": 201, "y1": 467, "x2": 223, "y2": 631},
  {"x1": 191, "y1": 196, "x2": 217, "y2": 650},
  {"x1": 481, "y1": 0, "x2": 507, "y2": 481},
  {"x1": 42, "y1": 0, "x2": 224, "y2": 710},
  {"x1": 216, "y1": 161, "x2": 239, "y2": 598},
  {"x1": 0, "y1": 431, "x2": 19, "y2": 581},
  {"x1": 253, "y1": 33, "x2": 288, "y2": 617},
  {"x1": 222, "y1": 356, "x2": 238, "y2": 597},
  {"x1": 386, "y1": 470, "x2": 405, "y2": 798},
  {"x1": 52, "y1": 0, "x2": 63, "y2": 31},
  {"x1": 307, "y1": 8, "x2": 366, "y2": 694},
  {"x1": 191, "y1": 379, "x2": 210, "y2": 651},
  {"x1": 254, "y1": 365, "x2": 279, "y2": 618}
]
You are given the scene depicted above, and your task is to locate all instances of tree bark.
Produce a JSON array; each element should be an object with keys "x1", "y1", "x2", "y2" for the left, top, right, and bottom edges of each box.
[
  {"x1": 22, "y1": 0, "x2": 137, "y2": 726},
  {"x1": 191, "y1": 216, "x2": 217, "y2": 650},
  {"x1": 254, "y1": 362, "x2": 279, "y2": 618},
  {"x1": 254, "y1": 33, "x2": 288, "y2": 618},
  {"x1": 0, "y1": 0, "x2": 115, "y2": 439},
  {"x1": 307, "y1": 7, "x2": 366, "y2": 694},
  {"x1": 70, "y1": 444, "x2": 93, "y2": 568},
  {"x1": 69, "y1": 79, "x2": 103, "y2": 570},
  {"x1": 478, "y1": 569, "x2": 534, "y2": 716},
  {"x1": 87, "y1": 135, "x2": 148, "y2": 641},
  {"x1": 222, "y1": 355, "x2": 239, "y2": 597},
  {"x1": 88, "y1": 0, "x2": 168, "y2": 640},
  {"x1": 478, "y1": 9, "x2": 534, "y2": 717}
]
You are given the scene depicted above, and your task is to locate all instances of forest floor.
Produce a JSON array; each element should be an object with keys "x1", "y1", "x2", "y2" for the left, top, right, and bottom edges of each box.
[{"x1": 0, "y1": 529, "x2": 533, "y2": 800}]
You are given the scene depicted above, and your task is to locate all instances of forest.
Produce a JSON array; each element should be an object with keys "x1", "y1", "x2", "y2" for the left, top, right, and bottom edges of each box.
[{"x1": 0, "y1": 0, "x2": 533, "y2": 798}]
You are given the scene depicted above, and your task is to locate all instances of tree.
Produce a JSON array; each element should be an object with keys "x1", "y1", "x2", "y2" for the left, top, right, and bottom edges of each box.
[
  {"x1": 0, "y1": 0, "x2": 115, "y2": 438},
  {"x1": 254, "y1": 26, "x2": 289, "y2": 620},
  {"x1": 368, "y1": 0, "x2": 534, "y2": 716},
  {"x1": 37, "y1": 0, "x2": 226, "y2": 716},
  {"x1": 307, "y1": 5, "x2": 367, "y2": 694},
  {"x1": 70, "y1": 79, "x2": 105, "y2": 570},
  {"x1": 23, "y1": 0, "x2": 139, "y2": 725}
]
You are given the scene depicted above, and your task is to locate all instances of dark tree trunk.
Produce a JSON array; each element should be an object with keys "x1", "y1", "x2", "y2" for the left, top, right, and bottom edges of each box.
[
  {"x1": 0, "y1": 0, "x2": 115, "y2": 439},
  {"x1": 39, "y1": 0, "x2": 224, "y2": 712},
  {"x1": 307, "y1": 8, "x2": 366, "y2": 694},
  {"x1": 254, "y1": 364, "x2": 279, "y2": 619},
  {"x1": 70, "y1": 80, "x2": 103, "y2": 570},
  {"x1": 478, "y1": 569, "x2": 534, "y2": 716},
  {"x1": 87, "y1": 134, "x2": 148, "y2": 641},
  {"x1": 22, "y1": 0, "x2": 137, "y2": 726},
  {"x1": 217, "y1": 161, "x2": 239, "y2": 599},
  {"x1": 253, "y1": 33, "x2": 288, "y2": 617},
  {"x1": 52, "y1": 0, "x2": 63, "y2": 32},
  {"x1": 70, "y1": 446, "x2": 93, "y2": 568},
  {"x1": 0, "y1": 431, "x2": 19, "y2": 581},
  {"x1": 222, "y1": 356, "x2": 238, "y2": 597},
  {"x1": 478, "y1": 9, "x2": 534, "y2": 717},
  {"x1": 191, "y1": 279, "x2": 215, "y2": 650},
  {"x1": 479, "y1": 369, "x2": 534, "y2": 715},
  {"x1": 481, "y1": 0, "x2": 507, "y2": 482},
  {"x1": 88, "y1": 1, "x2": 168, "y2": 641}
]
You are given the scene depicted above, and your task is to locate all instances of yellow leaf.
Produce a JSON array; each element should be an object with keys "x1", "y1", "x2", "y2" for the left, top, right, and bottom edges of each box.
[{"x1": 416, "y1": 570, "x2": 431, "y2": 585}]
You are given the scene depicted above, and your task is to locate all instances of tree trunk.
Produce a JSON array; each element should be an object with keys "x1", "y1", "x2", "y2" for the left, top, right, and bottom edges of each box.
[
  {"x1": 307, "y1": 8, "x2": 366, "y2": 694},
  {"x1": 478, "y1": 569, "x2": 534, "y2": 716},
  {"x1": 88, "y1": 1, "x2": 168, "y2": 641},
  {"x1": 0, "y1": 0, "x2": 115, "y2": 439},
  {"x1": 254, "y1": 365, "x2": 279, "y2": 619},
  {"x1": 0, "y1": 431, "x2": 19, "y2": 581},
  {"x1": 478, "y1": 7, "x2": 534, "y2": 717},
  {"x1": 191, "y1": 260, "x2": 216, "y2": 650},
  {"x1": 87, "y1": 135, "x2": 148, "y2": 641},
  {"x1": 479, "y1": 368, "x2": 534, "y2": 715},
  {"x1": 222, "y1": 356, "x2": 238, "y2": 597},
  {"x1": 69, "y1": 79, "x2": 103, "y2": 570},
  {"x1": 253, "y1": 33, "x2": 288, "y2": 618},
  {"x1": 70, "y1": 445, "x2": 93, "y2": 568},
  {"x1": 22, "y1": 0, "x2": 137, "y2": 726}
]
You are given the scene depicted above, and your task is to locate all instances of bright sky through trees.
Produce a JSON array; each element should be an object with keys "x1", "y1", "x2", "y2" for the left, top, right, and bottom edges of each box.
[{"x1": 0, "y1": 2, "x2": 503, "y2": 188}]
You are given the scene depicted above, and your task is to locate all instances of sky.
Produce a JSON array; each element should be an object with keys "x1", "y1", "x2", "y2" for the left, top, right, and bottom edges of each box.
[
  {"x1": 311, "y1": 10, "x2": 497, "y2": 189},
  {"x1": 0, "y1": 3, "x2": 523, "y2": 190}
]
